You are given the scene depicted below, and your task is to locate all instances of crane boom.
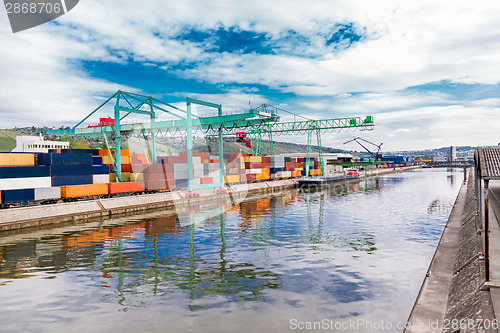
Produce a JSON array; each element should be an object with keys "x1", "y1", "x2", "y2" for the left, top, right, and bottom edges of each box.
[{"x1": 343, "y1": 137, "x2": 383, "y2": 160}]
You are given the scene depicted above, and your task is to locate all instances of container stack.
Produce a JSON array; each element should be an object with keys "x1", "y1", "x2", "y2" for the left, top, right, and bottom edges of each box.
[
  {"x1": 0, "y1": 153, "x2": 54, "y2": 204},
  {"x1": 241, "y1": 156, "x2": 271, "y2": 182},
  {"x1": 0, "y1": 148, "x2": 324, "y2": 205},
  {"x1": 38, "y1": 149, "x2": 111, "y2": 199},
  {"x1": 99, "y1": 149, "x2": 132, "y2": 182}
]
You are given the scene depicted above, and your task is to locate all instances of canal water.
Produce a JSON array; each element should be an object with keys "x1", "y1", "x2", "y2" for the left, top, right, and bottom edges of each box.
[{"x1": 0, "y1": 169, "x2": 463, "y2": 332}]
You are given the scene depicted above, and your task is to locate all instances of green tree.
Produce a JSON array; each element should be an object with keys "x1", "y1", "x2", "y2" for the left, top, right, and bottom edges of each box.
[{"x1": 74, "y1": 140, "x2": 90, "y2": 149}]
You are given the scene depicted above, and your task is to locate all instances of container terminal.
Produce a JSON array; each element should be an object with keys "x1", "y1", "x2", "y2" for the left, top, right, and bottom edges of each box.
[{"x1": 3, "y1": 90, "x2": 495, "y2": 331}]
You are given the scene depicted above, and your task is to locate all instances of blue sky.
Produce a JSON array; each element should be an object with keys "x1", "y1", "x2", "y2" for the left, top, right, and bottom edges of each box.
[{"x1": 1, "y1": 1, "x2": 500, "y2": 151}]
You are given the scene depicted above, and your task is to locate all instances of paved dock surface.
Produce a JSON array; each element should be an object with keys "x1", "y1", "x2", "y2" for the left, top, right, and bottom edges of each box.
[{"x1": 405, "y1": 181, "x2": 467, "y2": 333}]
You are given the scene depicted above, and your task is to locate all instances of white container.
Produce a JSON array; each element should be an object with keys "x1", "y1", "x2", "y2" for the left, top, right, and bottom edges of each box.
[
  {"x1": 93, "y1": 174, "x2": 110, "y2": 184},
  {"x1": 0, "y1": 177, "x2": 51, "y2": 191},
  {"x1": 193, "y1": 163, "x2": 204, "y2": 171},
  {"x1": 34, "y1": 187, "x2": 61, "y2": 200},
  {"x1": 246, "y1": 168, "x2": 262, "y2": 174}
]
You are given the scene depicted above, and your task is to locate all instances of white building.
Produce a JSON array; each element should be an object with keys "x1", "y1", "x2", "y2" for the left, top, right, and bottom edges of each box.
[{"x1": 11, "y1": 135, "x2": 69, "y2": 153}]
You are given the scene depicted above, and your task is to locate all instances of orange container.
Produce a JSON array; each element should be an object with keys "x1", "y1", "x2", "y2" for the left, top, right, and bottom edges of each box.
[
  {"x1": 224, "y1": 175, "x2": 240, "y2": 183},
  {"x1": 256, "y1": 168, "x2": 270, "y2": 180},
  {"x1": 98, "y1": 149, "x2": 131, "y2": 157},
  {"x1": 108, "y1": 182, "x2": 145, "y2": 194},
  {"x1": 61, "y1": 183, "x2": 109, "y2": 198},
  {"x1": 200, "y1": 177, "x2": 213, "y2": 185}
]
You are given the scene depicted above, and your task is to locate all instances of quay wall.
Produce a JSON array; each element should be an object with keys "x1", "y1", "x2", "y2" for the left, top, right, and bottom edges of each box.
[{"x1": 406, "y1": 169, "x2": 496, "y2": 332}]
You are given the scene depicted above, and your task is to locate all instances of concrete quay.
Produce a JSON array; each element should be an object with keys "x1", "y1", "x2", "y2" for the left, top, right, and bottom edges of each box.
[
  {"x1": 407, "y1": 170, "x2": 498, "y2": 333},
  {"x1": 0, "y1": 179, "x2": 297, "y2": 232}
]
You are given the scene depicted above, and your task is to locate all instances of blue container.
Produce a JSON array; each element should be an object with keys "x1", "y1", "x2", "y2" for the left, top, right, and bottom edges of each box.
[
  {"x1": 92, "y1": 156, "x2": 103, "y2": 165},
  {"x1": 60, "y1": 149, "x2": 100, "y2": 155},
  {"x1": 270, "y1": 167, "x2": 285, "y2": 174},
  {"x1": 1, "y1": 189, "x2": 35, "y2": 203},
  {"x1": 51, "y1": 175, "x2": 93, "y2": 186},
  {"x1": 92, "y1": 165, "x2": 110, "y2": 175},
  {"x1": 38, "y1": 153, "x2": 93, "y2": 165},
  {"x1": 175, "y1": 178, "x2": 188, "y2": 188},
  {"x1": 51, "y1": 164, "x2": 93, "y2": 176},
  {"x1": 0, "y1": 166, "x2": 51, "y2": 179}
]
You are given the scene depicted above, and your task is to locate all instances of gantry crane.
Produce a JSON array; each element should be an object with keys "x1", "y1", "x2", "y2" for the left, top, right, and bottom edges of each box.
[
  {"x1": 47, "y1": 91, "x2": 374, "y2": 188},
  {"x1": 247, "y1": 115, "x2": 374, "y2": 176},
  {"x1": 47, "y1": 91, "x2": 278, "y2": 191}
]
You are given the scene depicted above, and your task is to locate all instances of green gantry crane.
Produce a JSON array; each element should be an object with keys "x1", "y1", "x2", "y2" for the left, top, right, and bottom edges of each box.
[
  {"x1": 46, "y1": 91, "x2": 374, "y2": 188},
  {"x1": 247, "y1": 114, "x2": 374, "y2": 176},
  {"x1": 47, "y1": 91, "x2": 279, "y2": 191}
]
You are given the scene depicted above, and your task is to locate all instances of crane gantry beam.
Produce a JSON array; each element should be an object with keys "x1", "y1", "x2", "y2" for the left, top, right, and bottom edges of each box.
[{"x1": 246, "y1": 115, "x2": 374, "y2": 176}]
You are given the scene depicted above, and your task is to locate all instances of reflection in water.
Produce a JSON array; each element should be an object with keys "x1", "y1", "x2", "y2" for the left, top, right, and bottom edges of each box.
[{"x1": 0, "y1": 169, "x2": 463, "y2": 332}]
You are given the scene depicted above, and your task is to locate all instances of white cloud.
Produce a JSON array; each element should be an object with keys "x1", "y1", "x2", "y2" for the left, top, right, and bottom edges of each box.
[{"x1": 0, "y1": 0, "x2": 500, "y2": 149}]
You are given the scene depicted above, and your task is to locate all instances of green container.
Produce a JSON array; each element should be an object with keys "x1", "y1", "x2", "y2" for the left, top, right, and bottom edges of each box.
[{"x1": 365, "y1": 116, "x2": 373, "y2": 123}]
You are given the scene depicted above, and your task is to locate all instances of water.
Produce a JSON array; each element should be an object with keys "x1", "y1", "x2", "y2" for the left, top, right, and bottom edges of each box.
[{"x1": 0, "y1": 169, "x2": 463, "y2": 332}]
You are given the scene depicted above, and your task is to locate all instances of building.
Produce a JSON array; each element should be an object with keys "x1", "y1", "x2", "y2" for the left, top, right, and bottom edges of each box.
[
  {"x1": 449, "y1": 146, "x2": 456, "y2": 162},
  {"x1": 11, "y1": 135, "x2": 69, "y2": 153}
]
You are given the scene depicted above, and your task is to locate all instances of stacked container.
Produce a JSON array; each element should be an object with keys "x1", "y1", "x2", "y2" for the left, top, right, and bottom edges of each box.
[{"x1": 0, "y1": 153, "x2": 53, "y2": 203}]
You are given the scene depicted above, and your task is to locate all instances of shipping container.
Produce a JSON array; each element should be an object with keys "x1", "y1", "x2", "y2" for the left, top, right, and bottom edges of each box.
[
  {"x1": 0, "y1": 166, "x2": 50, "y2": 179},
  {"x1": 0, "y1": 153, "x2": 35, "y2": 167},
  {"x1": 200, "y1": 177, "x2": 213, "y2": 185},
  {"x1": 92, "y1": 165, "x2": 110, "y2": 175},
  {"x1": 51, "y1": 164, "x2": 93, "y2": 177},
  {"x1": 92, "y1": 156, "x2": 103, "y2": 165},
  {"x1": 108, "y1": 182, "x2": 145, "y2": 194},
  {"x1": 34, "y1": 187, "x2": 61, "y2": 201},
  {"x1": 93, "y1": 174, "x2": 110, "y2": 184},
  {"x1": 0, "y1": 177, "x2": 52, "y2": 190},
  {"x1": 1, "y1": 188, "x2": 35, "y2": 203},
  {"x1": 52, "y1": 175, "x2": 93, "y2": 187},
  {"x1": 61, "y1": 183, "x2": 109, "y2": 198},
  {"x1": 49, "y1": 153, "x2": 93, "y2": 165}
]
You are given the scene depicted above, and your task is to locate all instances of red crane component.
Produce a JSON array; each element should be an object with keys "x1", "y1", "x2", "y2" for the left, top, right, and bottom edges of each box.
[
  {"x1": 88, "y1": 117, "x2": 115, "y2": 128},
  {"x1": 235, "y1": 132, "x2": 251, "y2": 148}
]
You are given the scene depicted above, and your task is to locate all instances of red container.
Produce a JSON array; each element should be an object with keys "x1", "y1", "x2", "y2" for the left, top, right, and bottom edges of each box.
[
  {"x1": 121, "y1": 164, "x2": 132, "y2": 172},
  {"x1": 109, "y1": 182, "x2": 145, "y2": 194}
]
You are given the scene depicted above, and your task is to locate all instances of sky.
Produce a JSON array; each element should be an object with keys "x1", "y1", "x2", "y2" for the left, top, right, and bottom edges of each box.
[{"x1": 1, "y1": 0, "x2": 500, "y2": 151}]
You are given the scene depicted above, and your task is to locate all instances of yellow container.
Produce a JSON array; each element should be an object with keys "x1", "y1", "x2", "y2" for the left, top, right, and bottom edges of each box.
[
  {"x1": 224, "y1": 175, "x2": 240, "y2": 183},
  {"x1": 249, "y1": 156, "x2": 261, "y2": 163},
  {"x1": 110, "y1": 172, "x2": 131, "y2": 182},
  {"x1": 121, "y1": 156, "x2": 131, "y2": 164},
  {"x1": 0, "y1": 153, "x2": 35, "y2": 166},
  {"x1": 102, "y1": 156, "x2": 113, "y2": 165},
  {"x1": 130, "y1": 172, "x2": 144, "y2": 181},
  {"x1": 61, "y1": 183, "x2": 109, "y2": 198}
]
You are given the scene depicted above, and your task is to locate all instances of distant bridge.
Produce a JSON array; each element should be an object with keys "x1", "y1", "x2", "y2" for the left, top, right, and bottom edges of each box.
[{"x1": 429, "y1": 161, "x2": 473, "y2": 168}]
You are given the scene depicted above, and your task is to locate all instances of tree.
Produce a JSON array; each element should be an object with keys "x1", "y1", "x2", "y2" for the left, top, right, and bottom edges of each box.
[{"x1": 74, "y1": 140, "x2": 90, "y2": 149}]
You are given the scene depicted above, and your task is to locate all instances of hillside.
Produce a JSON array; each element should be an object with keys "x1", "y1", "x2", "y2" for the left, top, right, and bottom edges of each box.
[
  {"x1": 3, "y1": 126, "x2": 490, "y2": 157},
  {"x1": 0, "y1": 127, "x2": 349, "y2": 155},
  {"x1": 0, "y1": 129, "x2": 19, "y2": 151}
]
